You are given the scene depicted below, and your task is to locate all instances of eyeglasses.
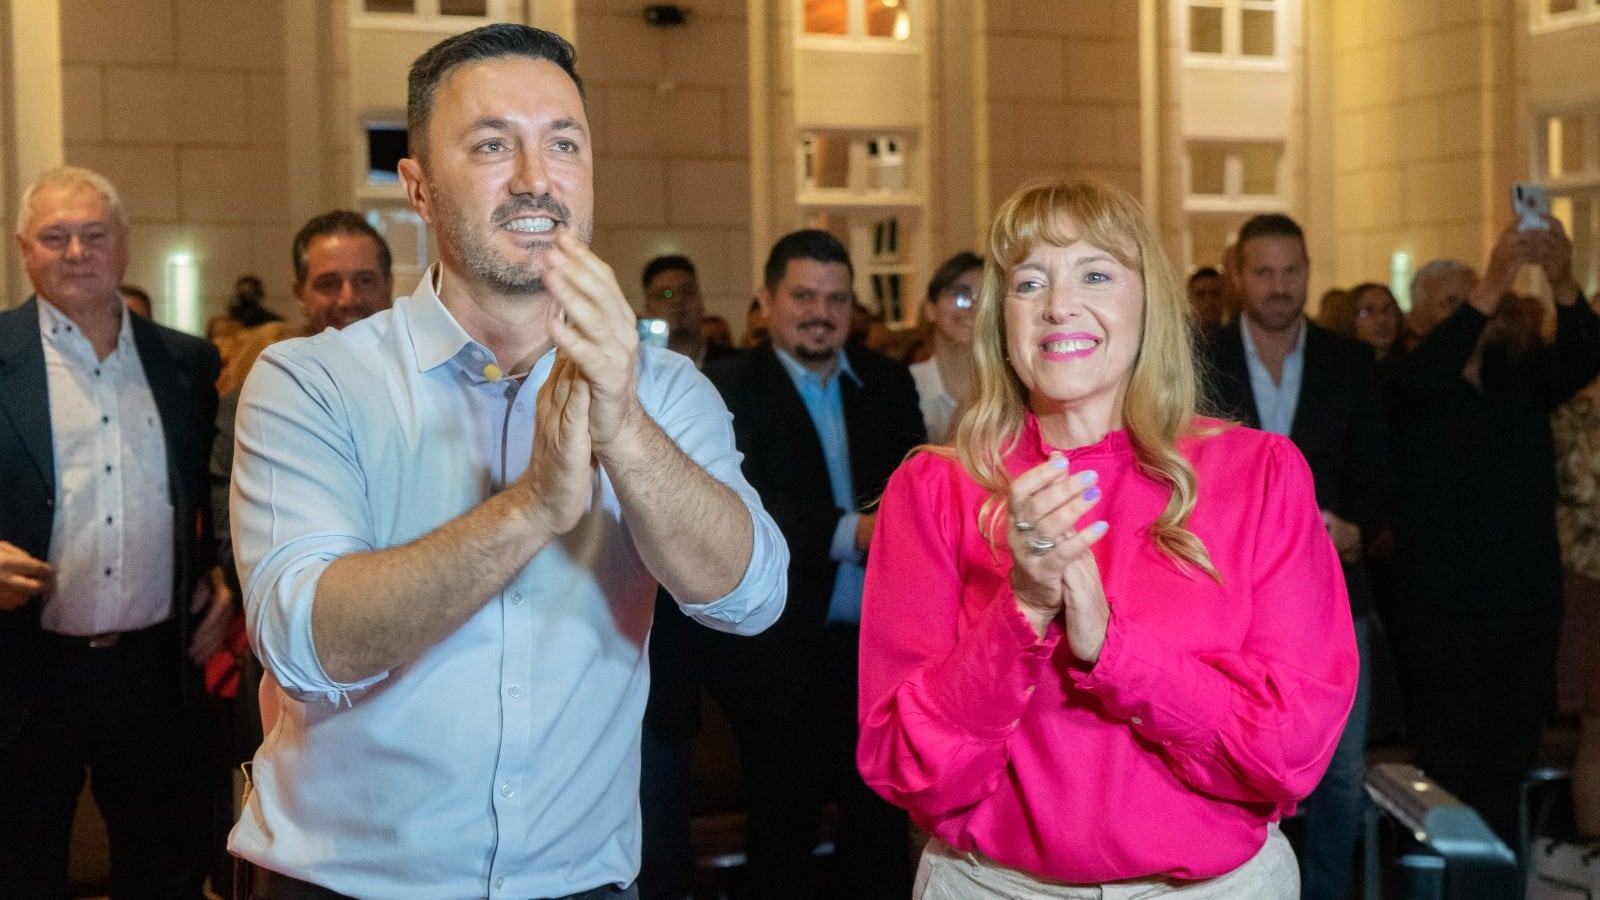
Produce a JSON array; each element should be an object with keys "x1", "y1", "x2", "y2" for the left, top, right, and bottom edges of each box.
[
  {"x1": 946, "y1": 291, "x2": 975, "y2": 310},
  {"x1": 649, "y1": 286, "x2": 701, "y2": 303},
  {"x1": 32, "y1": 224, "x2": 115, "y2": 252}
]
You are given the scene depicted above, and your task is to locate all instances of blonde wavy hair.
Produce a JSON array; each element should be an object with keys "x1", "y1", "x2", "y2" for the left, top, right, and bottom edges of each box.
[{"x1": 948, "y1": 179, "x2": 1217, "y2": 579}]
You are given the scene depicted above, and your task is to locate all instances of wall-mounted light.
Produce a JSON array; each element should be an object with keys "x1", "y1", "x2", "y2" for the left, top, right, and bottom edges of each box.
[
  {"x1": 166, "y1": 252, "x2": 201, "y2": 335},
  {"x1": 1389, "y1": 250, "x2": 1413, "y2": 313}
]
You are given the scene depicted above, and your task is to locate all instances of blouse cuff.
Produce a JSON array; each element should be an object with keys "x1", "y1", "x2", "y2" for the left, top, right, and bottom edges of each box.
[
  {"x1": 1071, "y1": 609, "x2": 1228, "y2": 750},
  {"x1": 925, "y1": 594, "x2": 1059, "y2": 740}
]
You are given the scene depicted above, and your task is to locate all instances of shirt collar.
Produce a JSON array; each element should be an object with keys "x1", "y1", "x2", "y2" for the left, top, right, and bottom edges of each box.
[
  {"x1": 36, "y1": 295, "x2": 134, "y2": 356},
  {"x1": 402, "y1": 263, "x2": 554, "y2": 380},
  {"x1": 773, "y1": 346, "x2": 861, "y2": 389},
  {"x1": 1239, "y1": 313, "x2": 1306, "y2": 362}
]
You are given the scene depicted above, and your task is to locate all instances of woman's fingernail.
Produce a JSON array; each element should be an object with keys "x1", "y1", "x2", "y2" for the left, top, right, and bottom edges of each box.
[
  {"x1": 1078, "y1": 470, "x2": 1098, "y2": 485},
  {"x1": 1088, "y1": 521, "x2": 1109, "y2": 536},
  {"x1": 1049, "y1": 453, "x2": 1067, "y2": 470},
  {"x1": 1084, "y1": 486, "x2": 1101, "y2": 502}
]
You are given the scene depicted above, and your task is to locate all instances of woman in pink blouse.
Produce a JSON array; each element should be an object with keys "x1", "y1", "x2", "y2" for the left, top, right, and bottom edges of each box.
[{"x1": 857, "y1": 180, "x2": 1357, "y2": 898}]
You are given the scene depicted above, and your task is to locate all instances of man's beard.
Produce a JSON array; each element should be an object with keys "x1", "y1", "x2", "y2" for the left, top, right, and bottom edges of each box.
[{"x1": 435, "y1": 189, "x2": 592, "y2": 295}]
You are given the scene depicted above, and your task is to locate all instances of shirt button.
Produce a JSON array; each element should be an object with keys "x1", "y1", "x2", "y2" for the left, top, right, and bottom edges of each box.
[
  {"x1": 507, "y1": 685, "x2": 522, "y2": 700},
  {"x1": 495, "y1": 876, "x2": 505, "y2": 890},
  {"x1": 105, "y1": 464, "x2": 112, "y2": 473},
  {"x1": 106, "y1": 516, "x2": 113, "y2": 525},
  {"x1": 1024, "y1": 685, "x2": 1036, "y2": 696},
  {"x1": 514, "y1": 402, "x2": 526, "y2": 413},
  {"x1": 510, "y1": 591, "x2": 523, "y2": 606},
  {"x1": 104, "y1": 567, "x2": 112, "y2": 576},
  {"x1": 500, "y1": 782, "x2": 515, "y2": 798},
  {"x1": 101, "y1": 415, "x2": 109, "y2": 424},
  {"x1": 1130, "y1": 716, "x2": 1144, "y2": 726},
  {"x1": 1009, "y1": 719, "x2": 1020, "y2": 729}
]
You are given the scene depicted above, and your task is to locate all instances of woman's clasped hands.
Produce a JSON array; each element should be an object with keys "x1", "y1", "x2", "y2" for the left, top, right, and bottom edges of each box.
[{"x1": 1007, "y1": 451, "x2": 1111, "y2": 662}]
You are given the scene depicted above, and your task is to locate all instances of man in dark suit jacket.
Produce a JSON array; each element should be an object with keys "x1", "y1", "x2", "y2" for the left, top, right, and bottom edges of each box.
[
  {"x1": 1199, "y1": 213, "x2": 1389, "y2": 900},
  {"x1": 696, "y1": 230, "x2": 925, "y2": 900},
  {"x1": 0, "y1": 166, "x2": 223, "y2": 898}
]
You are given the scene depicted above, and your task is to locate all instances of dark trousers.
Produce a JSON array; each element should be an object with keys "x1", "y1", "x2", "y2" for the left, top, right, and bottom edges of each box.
[
  {"x1": 0, "y1": 623, "x2": 209, "y2": 899},
  {"x1": 721, "y1": 626, "x2": 910, "y2": 900},
  {"x1": 1389, "y1": 607, "x2": 1560, "y2": 847}
]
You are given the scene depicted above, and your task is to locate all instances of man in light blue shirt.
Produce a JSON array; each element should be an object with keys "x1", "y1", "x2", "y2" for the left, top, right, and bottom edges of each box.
[
  {"x1": 698, "y1": 230, "x2": 926, "y2": 899},
  {"x1": 227, "y1": 25, "x2": 786, "y2": 900},
  {"x1": 1199, "y1": 212, "x2": 1390, "y2": 900}
]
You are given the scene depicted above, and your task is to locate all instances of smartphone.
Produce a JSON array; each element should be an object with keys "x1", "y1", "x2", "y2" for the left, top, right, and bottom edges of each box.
[
  {"x1": 638, "y1": 317, "x2": 669, "y2": 348},
  {"x1": 1513, "y1": 182, "x2": 1550, "y2": 232}
]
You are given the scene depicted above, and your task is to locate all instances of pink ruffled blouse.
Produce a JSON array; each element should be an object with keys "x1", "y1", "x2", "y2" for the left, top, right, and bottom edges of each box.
[{"x1": 857, "y1": 416, "x2": 1357, "y2": 883}]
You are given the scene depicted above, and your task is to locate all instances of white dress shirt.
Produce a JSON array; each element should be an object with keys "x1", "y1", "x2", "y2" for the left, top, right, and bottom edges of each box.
[
  {"x1": 228, "y1": 267, "x2": 787, "y2": 899},
  {"x1": 38, "y1": 299, "x2": 173, "y2": 636}
]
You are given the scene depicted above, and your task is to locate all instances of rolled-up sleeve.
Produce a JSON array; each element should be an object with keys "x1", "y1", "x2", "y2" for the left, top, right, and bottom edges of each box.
[
  {"x1": 231, "y1": 346, "x2": 385, "y2": 702},
  {"x1": 636, "y1": 350, "x2": 787, "y2": 635}
]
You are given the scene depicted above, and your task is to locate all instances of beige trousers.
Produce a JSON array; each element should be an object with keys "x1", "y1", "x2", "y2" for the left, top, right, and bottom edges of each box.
[{"x1": 913, "y1": 824, "x2": 1299, "y2": 900}]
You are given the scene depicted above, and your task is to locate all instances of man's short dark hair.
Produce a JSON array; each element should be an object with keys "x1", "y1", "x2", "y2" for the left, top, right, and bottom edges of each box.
[
  {"x1": 292, "y1": 210, "x2": 394, "y2": 286},
  {"x1": 406, "y1": 23, "x2": 585, "y2": 164},
  {"x1": 926, "y1": 251, "x2": 982, "y2": 303},
  {"x1": 642, "y1": 255, "x2": 696, "y2": 289},
  {"x1": 1236, "y1": 213, "x2": 1305, "y2": 249},
  {"x1": 1187, "y1": 266, "x2": 1221, "y2": 286},
  {"x1": 763, "y1": 229, "x2": 852, "y2": 292},
  {"x1": 119, "y1": 284, "x2": 150, "y2": 305}
]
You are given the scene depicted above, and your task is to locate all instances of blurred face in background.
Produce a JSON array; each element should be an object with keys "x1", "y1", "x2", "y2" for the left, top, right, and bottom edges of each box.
[
  {"x1": 643, "y1": 266, "x2": 703, "y2": 345},
  {"x1": 1409, "y1": 268, "x2": 1476, "y2": 338},
  {"x1": 928, "y1": 267, "x2": 980, "y2": 348},
  {"x1": 296, "y1": 231, "x2": 394, "y2": 332},
  {"x1": 1351, "y1": 284, "x2": 1401, "y2": 354},
  {"x1": 761, "y1": 258, "x2": 852, "y2": 372},
  {"x1": 1237, "y1": 235, "x2": 1309, "y2": 334},
  {"x1": 18, "y1": 184, "x2": 128, "y2": 313},
  {"x1": 1186, "y1": 272, "x2": 1224, "y2": 327}
]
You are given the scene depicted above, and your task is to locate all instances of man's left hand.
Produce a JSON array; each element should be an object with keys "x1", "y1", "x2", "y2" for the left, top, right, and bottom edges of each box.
[
  {"x1": 188, "y1": 566, "x2": 237, "y2": 663},
  {"x1": 545, "y1": 231, "x2": 642, "y2": 449},
  {"x1": 1323, "y1": 510, "x2": 1363, "y2": 563}
]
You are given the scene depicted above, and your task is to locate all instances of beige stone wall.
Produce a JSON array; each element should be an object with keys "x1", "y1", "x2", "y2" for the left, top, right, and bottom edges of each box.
[
  {"x1": 1327, "y1": 0, "x2": 1526, "y2": 295},
  {"x1": 58, "y1": 0, "x2": 295, "y2": 325},
  {"x1": 980, "y1": 0, "x2": 1143, "y2": 217},
  {"x1": 574, "y1": 0, "x2": 753, "y2": 325}
]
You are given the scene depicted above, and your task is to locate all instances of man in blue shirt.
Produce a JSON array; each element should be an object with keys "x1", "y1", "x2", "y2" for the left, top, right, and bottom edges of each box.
[
  {"x1": 702, "y1": 229, "x2": 926, "y2": 899},
  {"x1": 1199, "y1": 213, "x2": 1390, "y2": 900},
  {"x1": 227, "y1": 25, "x2": 787, "y2": 900}
]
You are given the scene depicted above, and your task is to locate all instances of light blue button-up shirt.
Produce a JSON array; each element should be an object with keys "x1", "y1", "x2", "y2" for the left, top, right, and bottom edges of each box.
[
  {"x1": 228, "y1": 267, "x2": 787, "y2": 899},
  {"x1": 773, "y1": 348, "x2": 867, "y2": 624},
  {"x1": 1240, "y1": 315, "x2": 1307, "y2": 437}
]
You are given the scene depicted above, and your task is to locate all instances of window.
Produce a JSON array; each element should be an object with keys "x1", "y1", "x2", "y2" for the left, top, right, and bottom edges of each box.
[
  {"x1": 802, "y1": 131, "x2": 913, "y2": 195},
  {"x1": 1187, "y1": 141, "x2": 1283, "y2": 199},
  {"x1": 1186, "y1": 0, "x2": 1280, "y2": 60},
  {"x1": 1533, "y1": 0, "x2": 1600, "y2": 29},
  {"x1": 365, "y1": 122, "x2": 408, "y2": 185},
  {"x1": 802, "y1": 0, "x2": 912, "y2": 41},
  {"x1": 1552, "y1": 192, "x2": 1600, "y2": 299},
  {"x1": 1543, "y1": 110, "x2": 1598, "y2": 181},
  {"x1": 356, "y1": 0, "x2": 495, "y2": 22}
]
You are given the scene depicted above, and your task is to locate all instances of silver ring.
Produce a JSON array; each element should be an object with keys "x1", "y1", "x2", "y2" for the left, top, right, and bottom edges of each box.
[
  {"x1": 1014, "y1": 518, "x2": 1036, "y2": 532},
  {"x1": 1026, "y1": 536, "x2": 1056, "y2": 555}
]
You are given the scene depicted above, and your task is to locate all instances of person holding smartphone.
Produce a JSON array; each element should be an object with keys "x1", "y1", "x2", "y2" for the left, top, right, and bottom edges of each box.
[{"x1": 1386, "y1": 209, "x2": 1600, "y2": 846}]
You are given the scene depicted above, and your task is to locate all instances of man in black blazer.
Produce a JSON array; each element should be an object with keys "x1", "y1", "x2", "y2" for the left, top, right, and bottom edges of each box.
[
  {"x1": 1199, "y1": 213, "x2": 1389, "y2": 900},
  {"x1": 0, "y1": 166, "x2": 223, "y2": 898},
  {"x1": 698, "y1": 230, "x2": 925, "y2": 899}
]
